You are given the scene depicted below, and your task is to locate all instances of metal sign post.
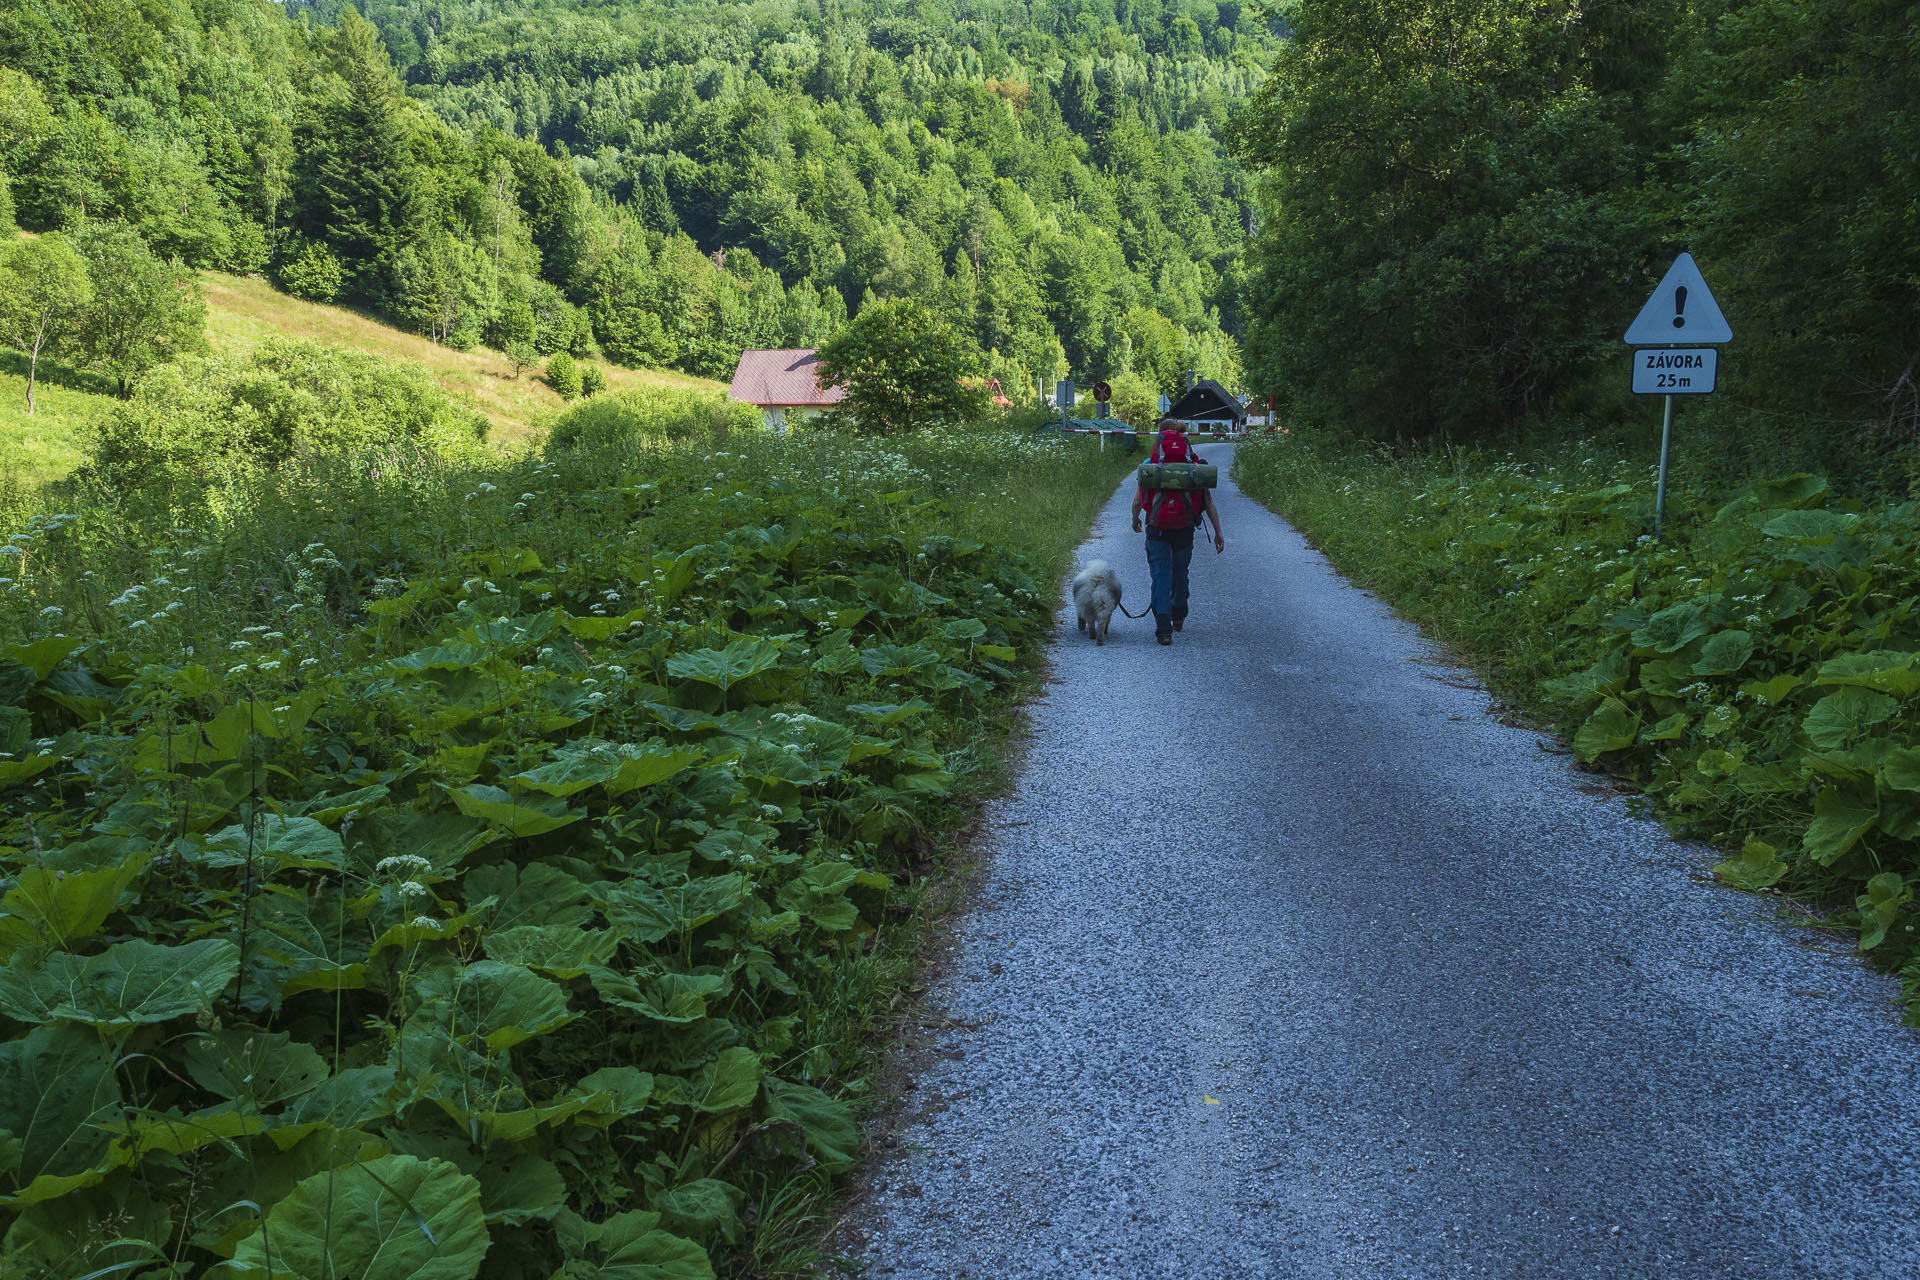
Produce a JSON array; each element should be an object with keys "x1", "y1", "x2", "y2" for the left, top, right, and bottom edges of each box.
[
  {"x1": 1653, "y1": 394, "x2": 1676, "y2": 539},
  {"x1": 1625, "y1": 253, "x2": 1732, "y2": 538}
]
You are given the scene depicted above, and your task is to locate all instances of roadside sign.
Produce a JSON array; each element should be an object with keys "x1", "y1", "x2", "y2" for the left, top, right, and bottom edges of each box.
[
  {"x1": 1158, "y1": 394, "x2": 1171, "y2": 413},
  {"x1": 1625, "y1": 252, "x2": 1731, "y2": 345},
  {"x1": 1632, "y1": 348, "x2": 1717, "y2": 395},
  {"x1": 1092, "y1": 381, "x2": 1112, "y2": 402}
]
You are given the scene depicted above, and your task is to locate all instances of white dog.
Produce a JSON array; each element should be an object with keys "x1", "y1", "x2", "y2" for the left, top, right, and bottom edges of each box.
[{"x1": 1070, "y1": 560, "x2": 1122, "y2": 646}]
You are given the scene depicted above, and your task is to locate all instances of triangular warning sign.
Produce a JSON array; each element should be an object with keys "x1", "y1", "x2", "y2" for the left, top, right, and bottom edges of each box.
[{"x1": 1625, "y1": 252, "x2": 1731, "y2": 344}]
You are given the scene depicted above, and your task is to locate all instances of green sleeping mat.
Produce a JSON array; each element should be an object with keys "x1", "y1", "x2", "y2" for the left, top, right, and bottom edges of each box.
[{"x1": 1136, "y1": 461, "x2": 1219, "y2": 490}]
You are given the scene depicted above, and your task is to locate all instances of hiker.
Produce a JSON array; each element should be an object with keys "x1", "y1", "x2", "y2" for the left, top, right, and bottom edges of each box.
[{"x1": 1130, "y1": 419, "x2": 1224, "y2": 646}]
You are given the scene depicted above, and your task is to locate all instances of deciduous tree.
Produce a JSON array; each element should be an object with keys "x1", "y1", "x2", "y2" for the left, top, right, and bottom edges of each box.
[
  {"x1": 816, "y1": 297, "x2": 987, "y2": 434},
  {"x1": 0, "y1": 232, "x2": 91, "y2": 415},
  {"x1": 70, "y1": 220, "x2": 208, "y2": 396}
]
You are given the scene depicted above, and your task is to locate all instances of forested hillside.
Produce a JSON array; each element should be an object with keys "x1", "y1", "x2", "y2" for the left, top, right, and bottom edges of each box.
[
  {"x1": 1, "y1": 0, "x2": 1267, "y2": 396},
  {"x1": 1231, "y1": 0, "x2": 1920, "y2": 488}
]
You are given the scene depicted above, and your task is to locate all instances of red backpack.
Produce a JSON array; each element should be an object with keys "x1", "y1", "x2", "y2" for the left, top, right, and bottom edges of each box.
[{"x1": 1144, "y1": 429, "x2": 1201, "y2": 531}]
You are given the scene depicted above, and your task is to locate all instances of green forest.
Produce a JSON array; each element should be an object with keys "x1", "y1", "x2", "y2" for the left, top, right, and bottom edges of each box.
[
  {"x1": 0, "y1": 0, "x2": 1266, "y2": 400},
  {"x1": 1230, "y1": 0, "x2": 1919, "y2": 487}
]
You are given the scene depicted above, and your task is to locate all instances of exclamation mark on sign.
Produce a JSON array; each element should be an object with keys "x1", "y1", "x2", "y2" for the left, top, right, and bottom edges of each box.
[{"x1": 1673, "y1": 285, "x2": 1688, "y2": 329}]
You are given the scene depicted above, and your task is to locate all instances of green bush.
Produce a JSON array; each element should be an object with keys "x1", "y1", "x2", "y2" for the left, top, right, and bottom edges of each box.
[
  {"x1": 276, "y1": 237, "x2": 347, "y2": 303},
  {"x1": 1236, "y1": 430, "x2": 1920, "y2": 1012},
  {"x1": 545, "y1": 350, "x2": 580, "y2": 400},
  {"x1": 223, "y1": 217, "x2": 270, "y2": 275},
  {"x1": 579, "y1": 363, "x2": 606, "y2": 397},
  {"x1": 544, "y1": 388, "x2": 757, "y2": 454},
  {"x1": 0, "y1": 171, "x2": 13, "y2": 232},
  {"x1": 85, "y1": 337, "x2": 488, "y2": 489}
]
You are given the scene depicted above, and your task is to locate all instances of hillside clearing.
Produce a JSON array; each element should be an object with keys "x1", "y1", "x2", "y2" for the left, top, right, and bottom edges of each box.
[{"x1": 200, "y1": 273, "x2": 726, "y2": 447}]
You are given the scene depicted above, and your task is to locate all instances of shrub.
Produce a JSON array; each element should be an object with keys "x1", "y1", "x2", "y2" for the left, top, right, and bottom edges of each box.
[
  {"x1": 505, "y1": 339, "x2": 538, "y2": 376},
  {"x1": 579, "y1": 362, "x2": 606, "y2": 396},
  {"x1": 276, "y1": 237, "x2": 346, "y2": 302},
  {"x1": 545, "y1": 350, "x2": 581, "y2": 400},
  {"x1": 86, "y1": 337, "x2": 488, "y2": 488},
  {"x1": 0, "y1": 170, "x2": 13, "y2": 232},
  {"x1": 815, "y1": 297, "x2": 988, "y2": 434},
  {"x1": 223, "y1": 217, "x2": 270, "y2": 274},
  {"x1": 544, "y1": 387, "x2": 756, "y2": 454}
]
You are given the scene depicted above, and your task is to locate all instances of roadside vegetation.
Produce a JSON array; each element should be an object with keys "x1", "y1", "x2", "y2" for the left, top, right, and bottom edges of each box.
[
  {"x1": 1226, "y1": 0, "x2": 1920, "y2": 1014},
  {"x1": 1236, "y1": 430, "x2": 1920, "y2": 1016},
  {"x1": 0, "y1": 402, "x2": 1132, "y2": 1277}
]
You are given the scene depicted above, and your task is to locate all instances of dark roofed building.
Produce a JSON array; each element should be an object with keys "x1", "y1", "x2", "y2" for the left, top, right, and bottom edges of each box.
[
  {"x1": 1164, "y1": 378, "x2": 1246, "y2": 430},
  {"x1": 728, "y1": 349, "x2": 846, "y2": 429}
]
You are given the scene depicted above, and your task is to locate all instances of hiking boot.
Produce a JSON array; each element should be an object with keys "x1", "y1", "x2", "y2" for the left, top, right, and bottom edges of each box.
[
  {"x1": 1172, "y1": 619, "x2": 1184, "y2": 632},
  {"x1": 1156, "y1": 633, "x2": 1173, "y2": 646}
]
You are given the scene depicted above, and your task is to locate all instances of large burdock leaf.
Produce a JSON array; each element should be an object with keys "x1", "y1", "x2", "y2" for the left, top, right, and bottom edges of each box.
[
  {"x1": 553, "y1": 1209, "x2": 715, "y2": 1280},
  {"x1": 511, "y1": 749, "x2": 624, "y2": 797},
  {"x1": 1712, "y1": 838, "x2": 1789, "y2": 891},
  {"x1": 588, "y1": 969, "x2": 729, "y2": 1024},
  {"x1": 454, "y1": 960, "x2": 575, "y2": 1050},
  {"x1": 687, "y1": 1046, "x2": 761, "y2": 1113},
  {"x1": 2, "y1": 1173, "x2": 172, "y2": 1279},
  {"x1": 0, "y1": 851, "x2": 149, "y2": 957},
  {"x1": 1691, "y1": 630, "x2": 1754, "y2": 677},
  {"x1": 233, "y1": 1154, "x2": 489, "y2": 1280},
  {"x1": 270, "y1": 1065, "x2": 398, "y2": 1146},
  {"x1": 484, "y1": 925, "x2": 618, "y2": 978},
  {"x1": 606, "y1": 747, "x2": 705, "y2": 797},
  {"x1": 654, "y1": 1179, "x2": 744, "y2": 1247},
  {"x1": 257, "y1": 884, "x2": 370, "y2": 1000},
  {"x1": 1630, "y1": 599, "x2": 1719, "y2": 653},
  {"x1": 762, "y1": 1078, "x2": 858, "y2": 1170},
  {"x1": 0, "y1": 1023, "x2": 120, "y2": 1201},
  {"x1": 204, "y1": 815, "x2": 345, "y2": 870},
  {"x1": 477, "y1": 1151, "x2": 568, "y2": 1227},
  {"x1": 1572, "y1": 698, "x2": 1638, "y2": 762},
  {"x1": 857, "y1": 644, "x2": 942, "y2": 676},
  {"x1": 665, "y1": 639, "x2": 783, "y2": 691},
  {"x1": 448, "y1": 784, "x2": 583, "y2": 837},
  {"x1": 467, "y1": 862, "x2": 593, "y2": 931},
  {"x1": 1803, "y1": 688, "x2": 1898, "y2": 749},
  {"x1": 184, "y1": 1030, "x2": 328, "y2": 1107},
  {"x1": 1882, "y1": 748, "x2": 1920, "y2": 793},
  {"x1": 1803, "y1": 783, "x2": 1880, "y2": 865},
  {"x1": 1814, "y1": 650, "x2": 1920, "y2": 697},
  {"x1": 1761, "y1": 508, "x2": 1858, "y2": 541},
  {"x1": 0, "y1": 937, "x2": 238, "y2": 1027},
  {"x1": 513, "y1": 743, "x2": 703, "y2": 799},
  {"x1": 1855, "y1": 872, "x2": 1909, "y2": 951}
]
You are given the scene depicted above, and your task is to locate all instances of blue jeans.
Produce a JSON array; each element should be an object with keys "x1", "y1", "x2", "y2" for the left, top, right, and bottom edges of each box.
[{"x1": 1144, "y1": 530, "x2": 1193, "y2": 638}]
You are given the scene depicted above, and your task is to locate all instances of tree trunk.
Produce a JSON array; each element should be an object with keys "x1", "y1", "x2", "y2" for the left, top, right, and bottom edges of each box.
[{"x1": 24, "y1": 332, "x2": 40, "y2": 417}]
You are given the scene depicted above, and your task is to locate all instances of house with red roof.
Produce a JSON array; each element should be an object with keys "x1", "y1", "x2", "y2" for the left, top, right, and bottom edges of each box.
[{"x1": 727, "y1": 349, "x2": 846, "y2": 429}]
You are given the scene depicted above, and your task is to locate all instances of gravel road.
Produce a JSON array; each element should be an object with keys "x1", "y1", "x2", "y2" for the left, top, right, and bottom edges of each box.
[{"x1": 842, "y1": 445, "x2": 1920, "y2": 1279}]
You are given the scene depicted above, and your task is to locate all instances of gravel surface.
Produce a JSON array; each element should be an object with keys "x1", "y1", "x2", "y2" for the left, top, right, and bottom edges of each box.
[{"x1": 843, "y1": 445, "x2": 1920, "y2": 1279}]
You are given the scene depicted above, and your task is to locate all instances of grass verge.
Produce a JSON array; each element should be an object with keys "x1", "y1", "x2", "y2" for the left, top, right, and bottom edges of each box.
[{"x1": 1234, "y1": 427, "x2": 1920, "y2": 1020}]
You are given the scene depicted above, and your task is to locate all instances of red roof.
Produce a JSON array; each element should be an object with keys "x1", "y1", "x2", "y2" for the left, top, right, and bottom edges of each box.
[{"x1": 728, "y1": 349, "x2": 846, "y2": 408}]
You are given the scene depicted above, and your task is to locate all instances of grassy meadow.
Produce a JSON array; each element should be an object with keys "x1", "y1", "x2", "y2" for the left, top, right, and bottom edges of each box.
[
  {"x1": 0, "y1": 270, "x2": 729, "y2": 499},
  {"x1": 199, "y1": 273, "x2": 724, "y2": 449}
]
